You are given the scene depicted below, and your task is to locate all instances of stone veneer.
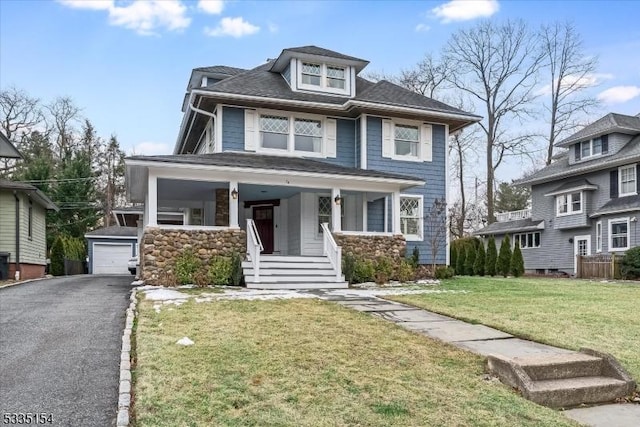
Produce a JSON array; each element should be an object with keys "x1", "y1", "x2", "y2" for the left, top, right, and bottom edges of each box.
[
  {"x1": 141, "y1": 227, "x2": 246, "y2": 286},
  {"x1": 333, "y1": 233, "x2": 406, "y2": 261}
]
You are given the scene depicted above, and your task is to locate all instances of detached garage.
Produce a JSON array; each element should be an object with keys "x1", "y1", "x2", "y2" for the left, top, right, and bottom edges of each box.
[{"x1": 85, "y1": 226, "x2": 137, "y2": 275}]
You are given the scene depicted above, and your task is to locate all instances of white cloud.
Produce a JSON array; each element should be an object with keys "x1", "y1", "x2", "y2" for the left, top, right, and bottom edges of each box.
[
  {"x1": 432, "y1": 0, "x2": 499, "y2": 23},
  {"x1": 597, "y1": 86, "x2": 640, "y2": 104},
  {"x1": 204, "y1": 17, "x2": 260, "y2": 38},
  {"x1": 415, "y1": 23, "x2": 430, "y2": 32},
  {"x1": 535, "y1": 73, "x2": 614, "y2": 96},
  {"x1": 130, "y1": 141, "x2": 172, "y2": 155},
  {"x1": 58, "y1": 0, "x2": 190, "y2": 36},
  {"x1": 197, "y1": 0, "x2": 224, "y2": 15}
]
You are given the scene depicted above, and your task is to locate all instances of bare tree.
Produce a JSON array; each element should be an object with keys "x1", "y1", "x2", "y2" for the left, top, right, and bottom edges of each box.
[
  {"x1": 444, "y1": 20, "x2": 545, "y2": 223},
  {"x1": 399, "y1": 53, "x2": 453, "y2": 98},
  {"x1": 449, "y1": 126, "x2": 480, "y2": 237},
  {"x1": 540, "y1": 22, "x2": 599, "y2": 165},
  {"x1": 425, "y1": 198, "x2": 448, "y2": 270},
  {"x1": 0, "y1": 86, "x2": 44, "y2": 141},
  {"x1": 46, "y1": 96, "x2": 81, "y2": 159}
]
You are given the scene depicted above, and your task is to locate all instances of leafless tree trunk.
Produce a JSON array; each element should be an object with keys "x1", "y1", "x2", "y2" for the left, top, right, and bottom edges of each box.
[
  {"x1": 46, "y1": 96, "x2": 81, "y2": 159},
  {"x1": 444, "y1": 20, "x2": 544, "y2": 223},
  {"x1": 425, "y1": 198, "x2": 448, "y2": 271},
  {"x1": 540, "y1": 22, "x2": 599, "y2": 165}
]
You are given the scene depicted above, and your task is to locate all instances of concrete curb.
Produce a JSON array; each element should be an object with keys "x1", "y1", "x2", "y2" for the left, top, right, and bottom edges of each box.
[
  {"x1": 0, "y1": 276, "x2": 50, "y2": 289},
  {"x1": 117, "y1": 287, "x2": 138, "y2": 427}
]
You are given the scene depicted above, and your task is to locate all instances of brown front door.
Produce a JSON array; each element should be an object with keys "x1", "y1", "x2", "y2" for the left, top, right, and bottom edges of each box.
[{"x1": 253, "y1": 206, "x2": 274, "y2": 254}]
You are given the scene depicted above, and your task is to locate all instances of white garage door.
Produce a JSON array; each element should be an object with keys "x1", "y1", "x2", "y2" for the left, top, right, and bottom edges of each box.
[{"x1": 93, "y1": 243, "x2": 132, "y2": 275}]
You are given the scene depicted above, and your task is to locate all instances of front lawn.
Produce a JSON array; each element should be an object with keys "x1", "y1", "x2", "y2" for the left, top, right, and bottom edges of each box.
[
  {"x1": 388, "y1": 277, "x2": 640, "y2": 381},
  {"x1": 133, "y1": 297, "x2": 573, "y2": 426}
]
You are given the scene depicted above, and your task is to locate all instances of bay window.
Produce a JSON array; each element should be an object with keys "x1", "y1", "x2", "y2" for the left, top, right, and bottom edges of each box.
[{"x1": 556, "y1": 192, "x2": 582, "y2": 216}]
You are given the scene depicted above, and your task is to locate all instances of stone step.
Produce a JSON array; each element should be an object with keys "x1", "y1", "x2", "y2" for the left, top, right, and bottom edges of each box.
[
  {"x1": 245, "y1": 274, "x2": 345, "y2": 283},
  {"x1": 514, "y1": 353, "x2": 604, "y2": 380},
  {"x1": 246, "y1": 281, "x2": 348, "y2": 290},
  {"x1": 243, "y1": 268, "x2": 337, "y2": 276},
  {"x1": 527, "y1": 376, "x2": 631, "y2": 408}
]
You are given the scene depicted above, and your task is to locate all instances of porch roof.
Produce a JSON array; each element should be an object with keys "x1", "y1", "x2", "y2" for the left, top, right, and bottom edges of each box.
[
  {"x1": 473, "y1": 218, "x2": 545, "y2": 236},
  {"x1": 127, "y1": 152, "x2": 424, "y2": 184}
]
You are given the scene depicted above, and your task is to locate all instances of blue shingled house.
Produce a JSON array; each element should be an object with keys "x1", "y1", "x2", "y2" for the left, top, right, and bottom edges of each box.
[{"x1": 125, "y1": 46, "x2": 480, "y2": 288}]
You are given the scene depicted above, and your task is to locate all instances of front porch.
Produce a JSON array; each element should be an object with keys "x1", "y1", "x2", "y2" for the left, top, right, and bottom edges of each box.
[{"x1": 126, "y1": 153, "x2": 423, "y2": 288}]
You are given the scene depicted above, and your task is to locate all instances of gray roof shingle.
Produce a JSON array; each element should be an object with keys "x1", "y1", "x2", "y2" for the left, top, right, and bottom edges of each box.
[
  {"x1": 283, "y1": 46, "x2": 368, "y2": 63},
  {"x1": 127, "y1": 151, "x2": 423, "y2": 183},
  {"x1": 85, "y1": 226, "x2": 137, "y2": 238},
  {"x1": 545, "y1": 179, "x2": 598, "y2": 195},
  {"x1": 193, "y1": 65, "x2": 246, "y2": 75},
  {"x1": 556, "y1": 113, "x2": 640, "y2": 147},
  {"x1": 591, "y1": 195, "x2": 640, "y2": 218},
  {"x1": 473, "y1": 218, "x2": 544, "y2": 236},
  {"x1": 518, "y1": 135, "x2": 640, "y2": 186}
]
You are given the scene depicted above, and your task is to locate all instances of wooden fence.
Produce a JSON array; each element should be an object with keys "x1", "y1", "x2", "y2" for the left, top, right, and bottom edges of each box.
[{"x1": 576, "y1": 254, "x2": 621, "y2": 279}]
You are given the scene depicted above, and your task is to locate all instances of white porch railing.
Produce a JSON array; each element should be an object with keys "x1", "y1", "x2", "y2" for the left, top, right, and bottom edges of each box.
[
  {"x1": 495, "y1": 208, "x2": 531, "y2": 222},
  {"x1": 321, "y1": 222, "x2": 342, "y2": 282},
  {"x1": 246, "y1": 219, "x2": 264, "y2": 281}
]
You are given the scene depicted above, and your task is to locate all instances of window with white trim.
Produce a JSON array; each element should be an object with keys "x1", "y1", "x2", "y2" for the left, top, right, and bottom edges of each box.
[
  {"x1": 326, "y1": 66, "x2": 346, "y2": 89},
  {"x1": 579, "y1": 137, "x2": 603, "y2": 159},
  {"x1": 619, "y1": 164, "x2": 637, "y2": 196},
  {"x1": 395, "y1": 124, "x2": 419, "y2": 158},
  {"x1": 317, "y1": 196, "x2": 343, "y2": 234},
  {"x1": 596, "y1": 221, "x2": 602, "y2": 252},
  {"x1": 609, "y1": 218, "x2": 630, "y2": 251},
  {"x1": 400, "y1": 195, "x2": 423, "y2": 241},
  {"x1": 294, "y1": 118, "x2": 322, "y2": 153},
  {"x1": 301, "y1": 62, "x2": 321, "y2": 86},
  {"x1": 259, "y1": 114, "x2": 324, "y2": 154},
  {"x1": 513, "y1": 232, "x2": 540, "y2": 249},
  {"x1": 297, "y1": 61, "x2": 350, "y2": 95},
  {"x1": 556, "y1": 192, "x2": 582, "y2": 216}
]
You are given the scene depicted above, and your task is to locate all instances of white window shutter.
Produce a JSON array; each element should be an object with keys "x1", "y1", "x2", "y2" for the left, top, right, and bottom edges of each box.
[
  {"x1": 244, "y1": 109, "x2": 258, "y2": 151},
  {"x1": 421, "y1": 124, "x2": 432, "y2": 162},
  {"x1": 325, "y1": 118, "x2": 337, "y2": 158},
  {"x1": 382, "y1": 119, "x2": 393, "y2": 158}
]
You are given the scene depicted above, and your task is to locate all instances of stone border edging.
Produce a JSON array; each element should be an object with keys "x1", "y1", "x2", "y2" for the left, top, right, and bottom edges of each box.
[{"x1": 117, "y1": 288, "x2": 137, "y2": 427}]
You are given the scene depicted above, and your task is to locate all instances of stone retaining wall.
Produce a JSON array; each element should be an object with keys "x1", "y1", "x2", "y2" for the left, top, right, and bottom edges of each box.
[
  {"x1": 333, "y1": 233, "x2": 406, "y2": 261},
  {"x1": 141, "y1": 227, "x2": 246, "y2": 286}
]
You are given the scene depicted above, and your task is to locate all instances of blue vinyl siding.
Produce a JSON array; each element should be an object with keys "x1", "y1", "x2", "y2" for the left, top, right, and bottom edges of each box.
[
  {"x1": 367, "y1": 116, "x2": 447, "y2": 265},
  {"x1": 320, "y1": 119, "x2": 355, "y2": 168},
  {"x1": 222, "y1": 106, "x2": 245, "y2": 151}
]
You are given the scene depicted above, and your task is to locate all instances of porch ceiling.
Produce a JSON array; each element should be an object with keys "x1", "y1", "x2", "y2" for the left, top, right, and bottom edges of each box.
[{"x1": 158, "y1": 179, "x2": 227, "y2": 201}]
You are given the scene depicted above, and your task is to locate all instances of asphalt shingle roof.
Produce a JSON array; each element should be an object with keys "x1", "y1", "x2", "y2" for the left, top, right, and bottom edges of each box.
[
  {"x1": 473, "y1": 218, "x2": 544, "y2": 236},
  {"x1": 85, "y1": 226, "x2": 137, "y2": 237},
  {"x1": 193, "y1": 65, "x2": 246, "y2": 75},
  {"x1": 518, "y1": 135, "x2": 640, "y2": 186},
  {"x1": 127, "y1": 152, "x2": 423, "y2": 183},
  {"x1": 546, "y1": 179, "x2": 597, "y2": 195},
  {"x1": 556, "y1": 113, "x2": 640, "y2": 147},
  {"x1": 283, "y1": 46, "x2": 368, "y2": 63},
  {"x1": 591, "y1": 195, "x2": 640, "y2": 218}
]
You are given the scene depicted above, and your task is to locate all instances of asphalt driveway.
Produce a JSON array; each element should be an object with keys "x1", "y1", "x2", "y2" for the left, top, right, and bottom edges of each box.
[{"x1": 0, "y1": 275, "x2": 132, "y2": 427}]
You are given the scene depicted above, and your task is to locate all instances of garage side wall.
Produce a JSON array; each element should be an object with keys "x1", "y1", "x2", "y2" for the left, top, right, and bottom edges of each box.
[{"x1": 87, "y1": 238, "x2": 137, "y2": 274}]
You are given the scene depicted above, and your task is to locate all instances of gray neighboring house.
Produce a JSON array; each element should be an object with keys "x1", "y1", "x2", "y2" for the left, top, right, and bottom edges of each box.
[
  {"x1": 476, "y1": 112, "x2": 640, "y2": 275},
  {"x1": 85, "y1": 226, "x2": 137, "y2": 275}
]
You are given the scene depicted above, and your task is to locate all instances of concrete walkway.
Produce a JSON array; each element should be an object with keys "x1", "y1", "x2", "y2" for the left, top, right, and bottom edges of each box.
[{"x1": 320, "y1": 292, "x2": 640, "y2": 427}]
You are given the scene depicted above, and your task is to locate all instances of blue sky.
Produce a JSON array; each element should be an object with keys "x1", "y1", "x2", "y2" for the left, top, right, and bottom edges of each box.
[{"x1": 1, "y1": 0, "x2": 639, "y2": 177}]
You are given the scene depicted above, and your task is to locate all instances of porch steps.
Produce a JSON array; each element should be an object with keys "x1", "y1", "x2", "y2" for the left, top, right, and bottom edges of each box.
[
  {"x1": 242, "y1": 255, "x2": 348, "y2": 290},
  {"x1": 487, "y1": 349, "x2": 636, "y2": 408}
]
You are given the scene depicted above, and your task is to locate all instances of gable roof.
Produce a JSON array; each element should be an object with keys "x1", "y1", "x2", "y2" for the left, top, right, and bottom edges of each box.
[
  {"x1": 556, "y1": 113, "x2": 640, "y2": 147},
  {"x1": 0, "y1": 131, "x2": 22, "y2": 159},
  {"x1": 0, "y1": 179, "x2": 58, "y2": 210},
  {"x1": 518, "y1": 134, "x2": 640, "y2": 186}
]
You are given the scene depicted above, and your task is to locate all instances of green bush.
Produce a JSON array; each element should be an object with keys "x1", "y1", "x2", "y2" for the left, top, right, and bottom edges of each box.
[
  {"x1": 465, "y1": 245, "x2": 476, "y2": 276},
  {"x1": 474, "y1": 243, "x2": 486, "y2": 276},
  {"x1": 374, "y1": 256, "x2": 395, "y2": 285},
  {"x1": 497, "y1": 235, "x2": 512, "y2": 277},
  {"x1": 435, "y1": 266, "x2": 455, "y2": 280},
  {"x1": 354, "y1": 258, "x2": 375, "y2": 283},
  {"x1": 455, "y1": 245, "x2": 466, "y2": 275},
  {"x1": 620, "y1": 247, "x2": 640, "y2": 279},
  {"x1": 50, "y1": 236, "x2": 65, "y2": 276},
  {"x1": 410, "y1": 246, "x2": 420, "y2": 268},
  {"x1": 230, "y1": 253, "x2": 244, "y2": 286},
  {"x1": 63, "y1": 237, "x2": 86, "y2": 261},
  {"x1": 395, "y1": 259, "x2": 415, "y2": 282},
  {"x1": 207, "y1": 257, "x2": 233, "y2": 285},
  {"x1": 343, "y1": 254, "x2": 356, "y2": 284},
  {"x1": 174, "y1": 249, "x2": 201, "y2": 285},
  {"x1": 510, "y1": 241, "x2": 525, "y2": 277},
  {"x1": 486, "y1": 236, "x2": 497, "y2": 276}
]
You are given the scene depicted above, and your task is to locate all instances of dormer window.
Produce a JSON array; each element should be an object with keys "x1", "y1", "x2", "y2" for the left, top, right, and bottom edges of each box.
[
  {"x1": 575, "y1": 135, "x2": 608, "y2": 161},
  {"x1": 296, "y1": 60, "x2": 351, "y2": 96},
  {"x1": 301, "y1": 63, "x2": 321, "y2": 86},
  {"x1": 326, "y1": 66, "x2": 346, "y2": 89}
]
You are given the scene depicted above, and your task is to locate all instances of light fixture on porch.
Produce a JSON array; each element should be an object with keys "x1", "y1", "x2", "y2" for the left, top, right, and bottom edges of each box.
[
  {"x1": 231, "y1": 188, "x2": 238, "y2": 200},
  {"x1": 334, "y1": 194, "x2": 343, "y2": 205}
]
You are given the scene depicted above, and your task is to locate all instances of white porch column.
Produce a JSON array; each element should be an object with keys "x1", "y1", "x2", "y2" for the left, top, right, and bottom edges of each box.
[
  {"x1": 148, "y1": 173, "x2": 158, "y2": 227},
  {"x1": 362, "y1": 194, "x2": 368, "y2": 232},
  {"x1": 331, "y1": 188, "x2": 342, "y2": 232},
  {"x1": 392, "y1": 191, "x2": 401, "y2": 234},
  {"x1": 229, "y1": 180, "x2": 239, "y2": 228}
]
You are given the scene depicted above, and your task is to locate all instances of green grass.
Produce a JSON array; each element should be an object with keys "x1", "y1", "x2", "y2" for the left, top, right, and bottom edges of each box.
[
  {"x1": 133, "y1": 297, "x2": 575, "y2": 426},
  {"x1": 388, "y1": 276, "x2": 640, "y2": 380}
]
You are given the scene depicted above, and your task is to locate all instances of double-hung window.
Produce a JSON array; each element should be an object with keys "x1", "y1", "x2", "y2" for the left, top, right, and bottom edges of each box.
[
  {"x1": 294, "y1": 119, "x2": 322, "y2": 153},
  {"x1": 394, "y1": 124, "x2": 420, "y2": 158},
  {"x1": 400, "y1": 195, "x2": 423, "y2": 241},
  {"x1": 301, "y1": 63, "x2": 321, "y2": 86},
  {"x1": 326, "y1": 66, "x2": 346, "y2": 89},
  {"x1": 619, "y1": 165, "x2": 637, "y2": 196},
  {"x1": 578, "y1": 137, "x2": 605, "y2": 160},
  {"x1": 513, "y1": 232, "x2": 540, "y2": 249},
  {"x1": 298, "y1": 61, "x2": 349, "y2": 95},
  {"x1": 596, "y1": 221, "x2": 602, "y2": 252},
  {"x1": 609, "y1": 218, "x2": 630, "y2": 251},
  {"x1": 556, "y1": 192, "x2": 582, "y2": 216},
  {"x1": 260, "y1": 115, "x2": 289, "y2": 150},
  {"x1": 259, "y1": 114, "x2": 323, "y2": 154},
  {"x1": 317, "y1": 195, "x2": 343, "y2": 234}
]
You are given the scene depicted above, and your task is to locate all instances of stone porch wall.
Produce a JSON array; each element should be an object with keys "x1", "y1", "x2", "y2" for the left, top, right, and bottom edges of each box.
[
  {"x1": 333, "y1": 233, "x2": 406, "y2": 262},
  {"x1": 141, "y1": 227, "x2": 246, "y2": 286}
]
